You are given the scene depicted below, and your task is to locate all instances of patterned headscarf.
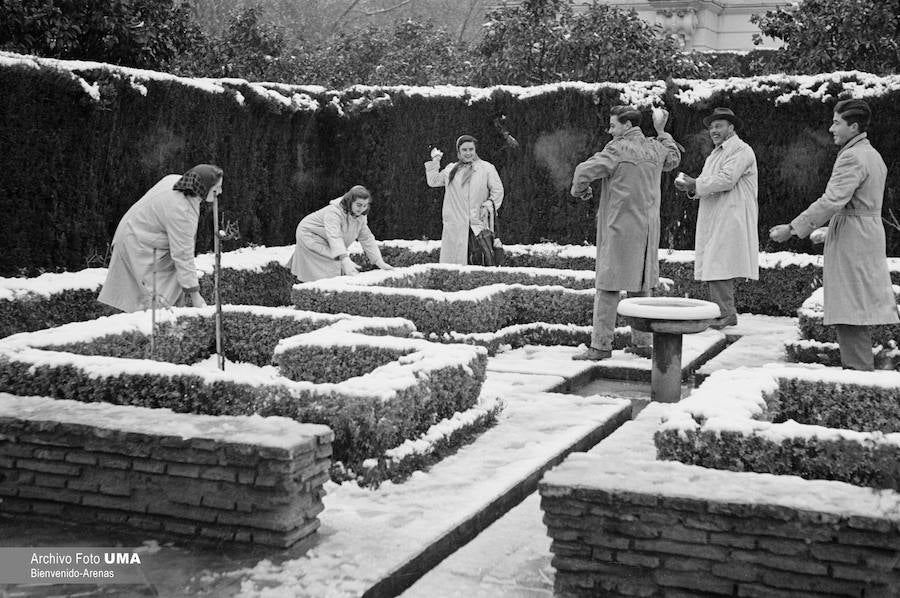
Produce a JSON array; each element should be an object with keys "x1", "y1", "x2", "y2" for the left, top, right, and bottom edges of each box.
[
  {"x1": 172, "y1": 164, "x2": 223, "y2": 199},
  {"x1": 449, "y1": 135, "x2": 478, "y2": 185}
]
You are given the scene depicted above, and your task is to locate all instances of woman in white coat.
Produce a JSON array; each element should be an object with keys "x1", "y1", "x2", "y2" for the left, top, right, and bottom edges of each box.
[
  {"x1": 425, "y1": 135, "x2": 504, "y2": 264},
  {"x1": 290, "y1": 185, "x2": 393, "y2": 281},
  {"x1": 98, "y1": 164, "x2": 223, "y2": 312}
]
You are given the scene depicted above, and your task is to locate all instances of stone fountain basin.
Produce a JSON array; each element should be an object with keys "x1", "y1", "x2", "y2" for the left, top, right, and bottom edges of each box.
[{"x1": 618, "y1": 297, "x2": 721, "y2": 334}]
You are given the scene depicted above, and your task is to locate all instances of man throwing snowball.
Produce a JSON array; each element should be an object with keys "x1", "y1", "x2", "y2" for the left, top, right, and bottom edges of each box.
[{"x1": 570, "y1": 105, "x2": 681, "y2": 361}]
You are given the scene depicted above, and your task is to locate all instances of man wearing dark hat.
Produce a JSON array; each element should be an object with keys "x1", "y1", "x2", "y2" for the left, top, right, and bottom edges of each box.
[
  {"x1": 675, "y1": 107, "x2": 759, "y2": 329},
  {"x1": 770, "y1": 99, "x2": 898, "y2": 370}
]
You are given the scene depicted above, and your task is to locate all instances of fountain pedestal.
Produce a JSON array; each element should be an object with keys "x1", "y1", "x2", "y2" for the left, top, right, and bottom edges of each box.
[{"x1": 617, "y1": 298, "x2": 720, "y2": 403}]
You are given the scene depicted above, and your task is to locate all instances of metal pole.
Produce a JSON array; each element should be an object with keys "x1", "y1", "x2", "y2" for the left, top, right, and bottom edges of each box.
[
  {"x1": 150, "y1": 248, "x2": 157, "y2": 359},
  {"x1": 213, "y1": 195, "x2": 224, "y2": 371}
]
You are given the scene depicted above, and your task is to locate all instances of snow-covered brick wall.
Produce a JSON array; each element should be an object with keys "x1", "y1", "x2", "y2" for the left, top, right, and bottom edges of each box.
[
  {"x1": 654, "y1": 366, "x2": 900, "y2": 490},
  {"x1": 0, "y1": 306, "x2": 485, "y2": 471},
  {"x1": 539, "y1": 403, "x2": 900, "y2": 597},
  {"x1": 0, "y1": 393, "x2": 333, "y2": 547}
]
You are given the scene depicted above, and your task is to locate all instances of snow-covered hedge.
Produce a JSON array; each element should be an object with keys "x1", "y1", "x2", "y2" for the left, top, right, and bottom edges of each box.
[
  {"x1": 785, "y1": 286, "x2": 900, "y2": 369},
  {"x1": 5, "y1": 243, "x2": 900, "y2": 339},
  {"x1": 0, "y1": 306, "x2": 486, "y2": 471},
  {"x1": 292, "y1": 263, "x2": 596, "y2": 335},
  {"x1": 5, "y1": 51, "x2": 900, "y2": 274},
  {"x1": 654, "y1": 366, "x2": 900, "y2": 490}
]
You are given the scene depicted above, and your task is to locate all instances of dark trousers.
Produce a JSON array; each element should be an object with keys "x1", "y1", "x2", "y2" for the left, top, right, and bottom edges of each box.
[
  {"x1": 835, "y1": 324, "x2": 874, "y2": 371},
  {"x1": 707, "y1": 279, "x2": 736, "y2": 319}
]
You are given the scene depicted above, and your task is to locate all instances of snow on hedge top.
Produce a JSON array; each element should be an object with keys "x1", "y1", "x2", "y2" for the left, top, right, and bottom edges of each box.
[
  {"x1": 4, "y1": 51, "x2": 899, "y2": 112},
  {"x1": 4, "y1": 241, "x2": 898, "y2": 300},
  {"x1": 660, "y1": 364, "x2": 900, "y2": 447},
  {"x1": 0, "y1": 393, "x2": 331, "y2": 449}
]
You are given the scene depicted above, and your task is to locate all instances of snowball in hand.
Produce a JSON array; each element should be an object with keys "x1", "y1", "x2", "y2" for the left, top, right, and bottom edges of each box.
[
  {"x1": 430, "y1": 147, "x2": 443, "y2": 160},
  {"x1": 675, "y1": 172, "x2": 688, "y2": 185}
]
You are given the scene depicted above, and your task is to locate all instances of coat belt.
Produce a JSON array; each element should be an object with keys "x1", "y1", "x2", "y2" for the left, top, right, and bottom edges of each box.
[{"x1": 837, "y1": 208, "x2": 880, "y2": 217}]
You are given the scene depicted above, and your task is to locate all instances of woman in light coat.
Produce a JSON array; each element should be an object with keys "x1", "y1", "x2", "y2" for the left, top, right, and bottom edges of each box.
[
  {"x1": 98, "y1": 164, "x2": 223, "y2": 312},
  {"x1": 425, "y1": 135, "x2": 504, "y2": 264},
  {"x1": 290, "y1": 185, "x2": 393, "y2": 282},
  {"x1": 770, "y1": 99, "x2": 899, "y2": 370}
]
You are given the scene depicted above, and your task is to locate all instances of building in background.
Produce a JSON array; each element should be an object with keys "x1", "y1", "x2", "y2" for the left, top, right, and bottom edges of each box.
[{"x1": 497, "y1": 0, "x2": 792, "y2": 51}]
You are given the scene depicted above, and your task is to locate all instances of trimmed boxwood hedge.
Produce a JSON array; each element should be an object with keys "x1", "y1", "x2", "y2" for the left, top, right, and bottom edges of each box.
[
  {"x1": 655, "y1": 427, "x2": 900, "y2": 491},
  {"x1": 5, "y1": 57, "x2": 900, "y2": 276},
  {"x1": 0, "y1": 308, "x2": 485, "y2": 471},
  {"x1": 5, "y1": 244, "x2": 898, "y2": 340},
  {"x1": 654, "y1": 374, "x2": 900, "y2": 490},
  {"x1": 292, "y1": 265, "x2": 595, "y2": 335}
]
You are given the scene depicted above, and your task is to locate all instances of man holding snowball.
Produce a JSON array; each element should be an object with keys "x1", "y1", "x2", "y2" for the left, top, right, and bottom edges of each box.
[
  {"x1": 569, "y1": 105, "x2": 681, "y2": 361},
  {"x1": 674, "y1": 107, "x2": 759, "y2": 330}
]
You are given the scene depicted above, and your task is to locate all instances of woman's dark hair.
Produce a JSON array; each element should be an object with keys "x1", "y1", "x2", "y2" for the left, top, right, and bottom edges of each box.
[
  {"x1": 456, "y1": 134, "x2": 477, "y2": 150},
  {"x1": 834, "y1": 99, "x2": 871, "y2": 133},
  {"x1": 340, "y1": 185, "x2": 372, "y2": 214},
  {"x1": 609, "y1": 105, "x2": 642, "y2": 128}
]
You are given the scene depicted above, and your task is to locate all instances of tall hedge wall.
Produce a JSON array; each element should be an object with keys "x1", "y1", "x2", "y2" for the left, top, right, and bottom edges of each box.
[{"x1": 2, "y1": 53, "x2": 899, "y2": 275}]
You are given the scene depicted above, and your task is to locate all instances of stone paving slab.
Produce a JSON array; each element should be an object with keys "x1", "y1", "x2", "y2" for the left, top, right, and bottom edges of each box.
[
  {"x1": 487, "y1": 329, "x2": 726, "y2": 385},
  {"x1": 695, "y1": 314, "x2": 798, "y2": 383},
  {"x1": 400, "y1": 492, "x2": 554, "y2": 598}
]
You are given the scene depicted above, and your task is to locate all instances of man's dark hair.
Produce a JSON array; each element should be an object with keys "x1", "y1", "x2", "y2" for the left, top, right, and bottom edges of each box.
[
  {"x1": 609, "y1": 105, "x2": 642, "y2": 128},
  {"x1": 834, "y1": 99, "x2": 871, "y2": 133}
]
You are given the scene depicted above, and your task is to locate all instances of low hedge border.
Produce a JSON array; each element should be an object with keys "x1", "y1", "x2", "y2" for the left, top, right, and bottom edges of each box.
[
  {"x1": 0, "y1": 306, "x2": 486, "y2": 472},
  {"x1": 6, "y1": 242, "x2": 900, "y2": 337},
  {"x1": 795, "y1": 285, "x2": 900, "y2": 346},
  {"x1": 431, "y1": 323, "x2": 630, "y2": 356},
  {"x1": 291, "y1": 264, "x2": 596, "y2": 335},
  {"x1": 352, "y1": 396, "x2": 505, "y2": 489},
  {"x1": 654, "y1": 366, "x2": 900, "y2": 491}
]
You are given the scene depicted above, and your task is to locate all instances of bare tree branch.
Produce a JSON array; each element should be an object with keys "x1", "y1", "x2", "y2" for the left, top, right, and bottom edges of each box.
[
  {"x1": 356, "y1": 0, "x2": 414, "y2": 17},
  {"x1": 331, "y1": 0, "x2": 364, "y2": 33},
  {"x1": 457, "y1": 0, "x2": 480, "y2": 43}
]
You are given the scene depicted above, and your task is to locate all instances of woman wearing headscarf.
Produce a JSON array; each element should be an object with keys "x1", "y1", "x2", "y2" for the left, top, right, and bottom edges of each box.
[
  {"x1": 425, "y1": 135, "x2": 504, "y2": 264},
  {"x1": 290, "y1": 185, "x2": 393, "y2": 282},
  {"x1": 98, "y1": 164, "x2": 223, "y2": 312}
]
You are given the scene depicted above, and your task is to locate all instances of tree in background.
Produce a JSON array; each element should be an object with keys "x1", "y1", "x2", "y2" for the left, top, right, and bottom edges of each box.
[
  {"x1": 308, "y1": 18, "x2": 471, "y2": 87},
  {"x1": 0, "y1": 0, "x2": 204, "y2": 70},
  {"x1": 751, "y1": 0, "x2": 900, "y2": 75},
  {"x1": 476, "y1": 0, "x2": 700, "y2": 85}
]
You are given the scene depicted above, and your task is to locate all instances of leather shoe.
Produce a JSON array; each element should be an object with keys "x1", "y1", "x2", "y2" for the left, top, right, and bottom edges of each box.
[
  {"x1": 710, "y1": 314, "x2": 738, "y2": 330},
  {"x1": 572, "y1": 347, "x2": 612, "y2": 361}
]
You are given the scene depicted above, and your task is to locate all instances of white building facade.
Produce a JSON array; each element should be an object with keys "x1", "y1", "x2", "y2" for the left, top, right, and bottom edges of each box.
[{"x1": 498, "y1": 0, "x2": 793, "y2": 51}]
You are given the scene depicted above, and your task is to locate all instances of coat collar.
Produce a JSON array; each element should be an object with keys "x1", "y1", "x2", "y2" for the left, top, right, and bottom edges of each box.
[
  {"x1": 621, "y1": 128, "x2": 645, "y2": 140},
  {"x1": 839, "y1": 132, "x2": 868, "y2": 155},
  {"x1": 713, "y1": 133, "x2": 741, "y2": 152}
]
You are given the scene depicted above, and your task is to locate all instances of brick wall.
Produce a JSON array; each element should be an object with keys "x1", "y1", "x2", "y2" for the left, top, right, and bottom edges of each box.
[
  {"x1": 539, "y1": 403, "x2": 900, "y2": 598},
  {"x1": 541, "y1": 488, "x2": 900, "y2": 598},
  {"x1": 0, "y1": 394, "x2": 333, "y2": 547}
]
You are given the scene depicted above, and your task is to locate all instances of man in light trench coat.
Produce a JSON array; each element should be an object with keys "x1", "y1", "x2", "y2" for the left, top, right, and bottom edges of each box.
[
  {"x1": 770, "y1": 99, "x2": 899, "y2": 370},
  {"x1": 674, "y1": 107, "x2": 759, "y2": 329},
  {"x1": 570, "y1": 106, "x2": 682, "y2": 361}
]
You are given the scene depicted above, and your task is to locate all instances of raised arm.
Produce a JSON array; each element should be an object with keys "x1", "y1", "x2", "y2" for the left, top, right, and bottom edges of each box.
[
  {"x1": 656, "y1": 132, "x2": 681, "y2": 173},
  {"x1": 425, "y1": 159, "x2": 448, "y2": 188}
]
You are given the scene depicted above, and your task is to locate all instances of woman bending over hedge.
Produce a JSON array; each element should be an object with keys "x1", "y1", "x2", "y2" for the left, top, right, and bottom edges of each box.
[
  {"x1": 290, "y1": 185, "x2": 393, "y2": 282},
  {"x1": 98, "y1": 164, "x2": 223, "y2": 312}
]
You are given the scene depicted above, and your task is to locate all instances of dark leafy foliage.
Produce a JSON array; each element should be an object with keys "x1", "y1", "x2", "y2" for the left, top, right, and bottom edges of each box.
[
  {"x1": 751, "y1": 0, "x2": 900, "y2": 75},
  {"x1": 0, "y1": 0, "x2": 204, "y2": 70}
]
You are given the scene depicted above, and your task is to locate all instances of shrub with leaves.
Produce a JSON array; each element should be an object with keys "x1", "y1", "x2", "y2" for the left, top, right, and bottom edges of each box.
[{"x1": 751, "y1": 0, "x2": 900, "y2": 75}]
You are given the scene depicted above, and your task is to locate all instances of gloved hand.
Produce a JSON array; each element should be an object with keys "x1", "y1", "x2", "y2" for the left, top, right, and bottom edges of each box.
[{"x1": 430, "y1": 147, "x2": 443, "y2": 161}]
